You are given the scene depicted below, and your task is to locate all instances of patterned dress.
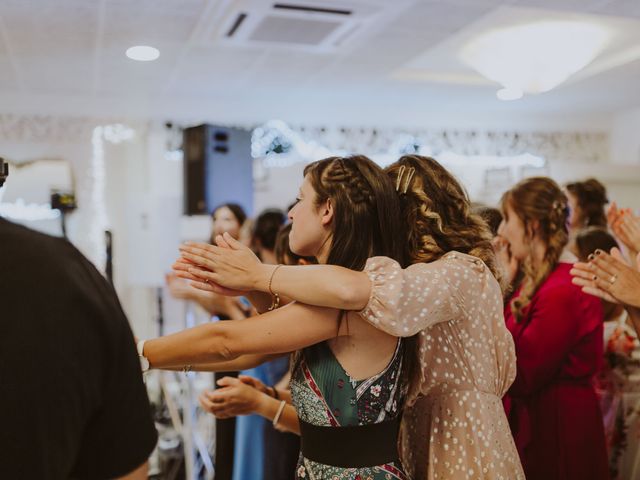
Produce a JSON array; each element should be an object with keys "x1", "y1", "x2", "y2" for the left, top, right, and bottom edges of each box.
[
  {"x1": 290, "y1": 339, "x2": 409, "y2": 480},
  {"x1": 359, "y1": 253, "x2": 524, "y2": 480}
]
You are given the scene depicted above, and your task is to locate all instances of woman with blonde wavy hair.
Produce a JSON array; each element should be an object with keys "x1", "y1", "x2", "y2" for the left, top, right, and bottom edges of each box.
[
  {"x1": 179, "y1": 155, "x2": 525, "y2": 479},
  {"x1": 499, "y1": 177, "x2": 609, "y2": 480}
]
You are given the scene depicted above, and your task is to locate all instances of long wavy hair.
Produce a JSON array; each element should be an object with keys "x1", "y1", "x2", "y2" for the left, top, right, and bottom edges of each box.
[
  {"x1": 386, "y1": 155, "x2": 501, "y2": 285},
  {"x1": 501, "y1": 177, "x2": 569, "y2": 321}
]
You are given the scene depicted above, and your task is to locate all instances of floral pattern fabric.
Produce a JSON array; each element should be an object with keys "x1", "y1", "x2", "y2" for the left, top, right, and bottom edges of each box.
[
  {"x1": 596, "y1": 313, "x2": 640, "y2": 480},
  {"x1": 290, "y1": 339, "x2": 408, "y2": 480}
]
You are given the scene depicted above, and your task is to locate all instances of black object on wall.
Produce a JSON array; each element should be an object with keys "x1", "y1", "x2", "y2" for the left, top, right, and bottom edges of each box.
[
  {"x1": 182, "y1": 124, "x2": 253, "y2": 216},
  {"x1": 0, "y1": 157, "x2": 8, "y2": 187}
]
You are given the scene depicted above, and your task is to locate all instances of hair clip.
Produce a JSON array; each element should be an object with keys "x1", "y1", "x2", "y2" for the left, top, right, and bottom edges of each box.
[
  {"x1": 403, "y1": 167, "x2": 416, "y2": 194},
  {"x1": 395, "y1": 165, "x2": 406, "y2": 192},
  {"x1": 395, "y1": 165, "x2": 416, "y2": 194}
]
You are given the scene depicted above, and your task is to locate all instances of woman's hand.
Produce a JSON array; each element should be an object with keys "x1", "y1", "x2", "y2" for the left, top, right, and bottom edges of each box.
[
  {"x1": 611, "y1": 209, "x2": 640, "y2": 256},
  {"x1": 237, "y1": 374, "x2": 271, "y2": 395},
  {"x1": 199, "y1": 376, "x2": 266, "y2": 419},
  {"x1": 177, "y1": 233, "x2": 271, "y2": 292},
  {"x1": 166, "y1": 272, "x2": 198, "y2": 300},
  {"x1": 571, "y1": 247, "x2": 640, "y2": 307},
  {"x1": 492, "y1": 235, "x2": 519, "y2": 285}
]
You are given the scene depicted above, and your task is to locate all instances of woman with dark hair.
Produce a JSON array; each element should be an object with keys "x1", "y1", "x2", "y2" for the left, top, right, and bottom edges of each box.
[
  {"x1": 182, "y1": 155, "x2": 524, "y2": 479},
  {"x1": 166, "y1": 201, "x2": 248, "y2": 480},
  {"x1": 565, "y1": 178, "x2": 608, "y2": 234},
  {"x1": 232, "y1": 208, "x2": 287, "y2": 480},
  {"x1": 499, "y1": 177, "x2": 608, "y2": 480},
  {"x1": 210, "y1": 203, "x2": 247, "y2": 244},
  {"x1": 141, "y1": 156, "x2": 413, "y2": 479},
  {"x1": 250, "y1": 209, "x2": 286, "y2": 262},
  {"x1": 200, "y1": 223, "x2": 316, "y2": 480}
]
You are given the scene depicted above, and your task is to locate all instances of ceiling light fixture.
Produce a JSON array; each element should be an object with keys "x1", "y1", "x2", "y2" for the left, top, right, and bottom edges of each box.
[
  {"x1": 125, "y1": 45, "x2": 160, "y2": 62},
  {"x1": 496, "y1": 87, "x2": 523, "y2": 101},
  {"x1": 460, "y1": 21, "x2": 609, "y2": 98}
]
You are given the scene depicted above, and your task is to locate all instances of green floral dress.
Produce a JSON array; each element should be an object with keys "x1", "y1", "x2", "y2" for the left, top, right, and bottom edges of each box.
[{"x1": 290, "y1": 340, "x2": 408, "y2": 480}]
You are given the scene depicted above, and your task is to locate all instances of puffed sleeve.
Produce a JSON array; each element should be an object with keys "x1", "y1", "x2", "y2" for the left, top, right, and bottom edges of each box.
[{"x1": 358, "y1": 255, "x2": 466, "y2": 337}]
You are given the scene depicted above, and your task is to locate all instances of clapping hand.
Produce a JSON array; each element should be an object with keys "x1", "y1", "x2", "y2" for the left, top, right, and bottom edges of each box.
[
  {"x1": 570, "y1": 247, "x2": 640, "y2": 308},
  {"x1": 608, "y1": 202, "x2": 640, "y2": 256},
  {"x1": 174, "y1": 232, "x2": 264, "y2": 294}
]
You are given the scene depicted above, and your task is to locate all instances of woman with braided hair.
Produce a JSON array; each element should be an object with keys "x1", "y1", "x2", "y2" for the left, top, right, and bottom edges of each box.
[
  {"x1": 181, "y1": 155, "x2": 525, "y2": 479},
  {"x1": 499, "y1": 177, "x2": 609, "y2": 480},
  {"x1": 141, "y1": 155, "x2": 413, "y2": 480}
]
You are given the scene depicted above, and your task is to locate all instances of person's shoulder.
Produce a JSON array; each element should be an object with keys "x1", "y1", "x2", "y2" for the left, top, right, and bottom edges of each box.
[
  {"x1": 1, "y1": 219, "x2": 108, "y2": 305},
  {"x1": 1, "y1": 218, "x2": 81, "y2": 265},
  {"x1": 442, "y1": 250, "x2": 489, "y2": 271}
]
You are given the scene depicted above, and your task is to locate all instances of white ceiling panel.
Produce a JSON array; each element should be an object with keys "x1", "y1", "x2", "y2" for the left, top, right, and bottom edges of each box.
[{"x1": 0, "y1": 0, "x2": 637, "y2": 119}]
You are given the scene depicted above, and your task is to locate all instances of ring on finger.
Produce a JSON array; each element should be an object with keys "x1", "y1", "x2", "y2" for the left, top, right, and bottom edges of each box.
[{"x1": 610, "y1": 274, "x2": 618, "y2": 285}]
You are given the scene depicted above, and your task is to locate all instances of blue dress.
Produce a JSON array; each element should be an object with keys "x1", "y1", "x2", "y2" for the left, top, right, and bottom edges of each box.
[{"x1": 232, "y1": 357, "x2": 290, "y2": 480}]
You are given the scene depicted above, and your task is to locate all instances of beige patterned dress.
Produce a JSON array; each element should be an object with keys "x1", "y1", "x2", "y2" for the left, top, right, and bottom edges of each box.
[{"x1": 358, "y1": 252, "x2": 525, "y2": 480}]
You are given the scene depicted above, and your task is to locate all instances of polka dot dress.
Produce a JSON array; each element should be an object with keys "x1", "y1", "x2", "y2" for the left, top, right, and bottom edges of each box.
[{"x1": 359, "y1": 253, "x2": 525, "y2": 480}]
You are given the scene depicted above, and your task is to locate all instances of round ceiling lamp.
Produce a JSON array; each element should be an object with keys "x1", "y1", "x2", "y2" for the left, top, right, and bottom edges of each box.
[{"x1": 125, "y1": 45, "x2": 160, "y2": 62}]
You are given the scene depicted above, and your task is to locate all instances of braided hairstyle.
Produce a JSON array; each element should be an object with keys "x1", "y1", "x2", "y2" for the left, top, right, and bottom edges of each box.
[
  {"x1": 302, "y1": 156, "x2": 417, "y2": 389},
  {"x1": 385, "y1": 155, "x2": 501, "y2": 287},
  {"x1": 565, "y1": 178, "x2": 608, "y2": 228},
  {"x1": 303, "y1": 155, "x2": 405, "y2": 270},
  {"x1": 501, "y1": 177, "x2": 569, "y2": 321}
]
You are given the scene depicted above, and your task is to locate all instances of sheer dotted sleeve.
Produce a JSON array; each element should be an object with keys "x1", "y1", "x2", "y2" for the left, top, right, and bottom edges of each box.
[{"x1": 358, "y1": 256, "x2": 465, "y2": 337}]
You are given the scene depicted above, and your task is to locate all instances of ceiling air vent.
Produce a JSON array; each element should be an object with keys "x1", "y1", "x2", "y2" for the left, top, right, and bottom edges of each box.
[
  {"x1": 207, "y1": 0, "x2": 386, "y2": 53},
  {"x1": 226, "y1": 13, "x2": 248, "y2": 37},
  {"x1": 248, "y1": 14, "x2": 343, "y2": 45},
  {"x1": 272, "y1": 3, "x2": 352, "y2": 16}
]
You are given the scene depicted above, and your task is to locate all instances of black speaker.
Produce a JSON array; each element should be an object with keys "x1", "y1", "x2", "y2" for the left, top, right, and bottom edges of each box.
[{"x1": 183, "y1": 124, "x2": 253, "y2": 216}]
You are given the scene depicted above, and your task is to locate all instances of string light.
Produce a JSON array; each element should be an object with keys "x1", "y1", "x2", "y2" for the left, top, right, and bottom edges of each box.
[{"x1": 87, "y1": 124, "x2": 135, "y2": 269}]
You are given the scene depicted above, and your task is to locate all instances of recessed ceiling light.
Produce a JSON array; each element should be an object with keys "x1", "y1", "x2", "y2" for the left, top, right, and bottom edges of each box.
[
  {"x1": 126, "y1": 45, "x2": 160, "y2": 62},
  {"x1": 496, "y1": 88, "x2": 523, "y2": 101}
]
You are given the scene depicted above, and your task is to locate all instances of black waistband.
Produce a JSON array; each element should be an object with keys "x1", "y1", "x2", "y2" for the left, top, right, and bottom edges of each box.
[{"x1": 299, "y1": 417, "x2": 401, "y2": 468}]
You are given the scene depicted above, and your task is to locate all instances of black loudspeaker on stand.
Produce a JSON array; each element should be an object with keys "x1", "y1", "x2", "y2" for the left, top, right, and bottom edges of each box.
[{"x1": 182, "y1": 124, "x2": 253, "y2": 216}]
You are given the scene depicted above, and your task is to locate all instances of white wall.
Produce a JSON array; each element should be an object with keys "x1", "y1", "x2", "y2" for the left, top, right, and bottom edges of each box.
[
  {"x1": 611, "y1": 107, "x2": 640, "y2": 165},
  {"x1": 2, "y1": 110, "x2": 637, "y2": 341}
]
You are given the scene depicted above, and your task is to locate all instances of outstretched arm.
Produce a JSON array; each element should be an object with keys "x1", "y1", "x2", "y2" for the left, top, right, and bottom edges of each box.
[
  {"x1": 143, "y1": 302, "x2": 344, "y2": 369},
  {"x1": 162, "y1": 353, "x2": 284, "y2": 372},
  {"x1": 177, "y1": 233, "x2": 371, "y2": 310}
]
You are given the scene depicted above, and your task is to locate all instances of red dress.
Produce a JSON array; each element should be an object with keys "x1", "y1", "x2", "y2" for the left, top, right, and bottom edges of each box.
[{"x1": 504, "y1": 262, "x2": 609, "y2": 480}]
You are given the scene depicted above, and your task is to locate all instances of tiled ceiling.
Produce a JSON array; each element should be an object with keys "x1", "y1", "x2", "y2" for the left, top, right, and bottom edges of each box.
[{"x1": 0, "y1": 0, "x2": 639, "y2": 121}]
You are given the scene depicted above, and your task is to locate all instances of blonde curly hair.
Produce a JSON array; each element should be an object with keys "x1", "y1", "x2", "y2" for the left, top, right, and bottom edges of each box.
[
  {"x1": 386, "y1": 155, "x2": 501, "y2": 286},
  {"x1": 501, "y1": 177, "x2": 569, "y2": 321}
]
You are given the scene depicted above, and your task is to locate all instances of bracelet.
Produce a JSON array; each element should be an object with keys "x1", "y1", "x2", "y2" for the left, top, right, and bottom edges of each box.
[
  {"x1": 267, "y1": 264, "x2": 283, "y2": 311},
  {"x1": 272, "y1": 400, "x2": 287, "y2": 427},
  {"x1": 271, "y1": 386, "x2": 280, "y2": 400},
  {"x1": 137, "y1": 340, "x2": 150, "y2": 373}
]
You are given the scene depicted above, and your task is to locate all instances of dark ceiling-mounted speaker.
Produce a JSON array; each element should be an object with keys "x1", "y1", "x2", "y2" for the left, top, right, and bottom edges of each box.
[{"x1": 182, "y1": 124, "x2": 253, "y2": 216}]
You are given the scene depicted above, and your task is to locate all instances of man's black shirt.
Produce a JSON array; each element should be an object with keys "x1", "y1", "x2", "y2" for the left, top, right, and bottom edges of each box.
[{"x1": 0, "y1": 218, "x2": 157, "y2": 479}]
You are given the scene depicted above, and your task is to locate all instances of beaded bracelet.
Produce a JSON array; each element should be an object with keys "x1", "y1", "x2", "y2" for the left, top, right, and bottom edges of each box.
[{"x1": 267, "y1": 264, "x2": 283, "y2": 311}]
